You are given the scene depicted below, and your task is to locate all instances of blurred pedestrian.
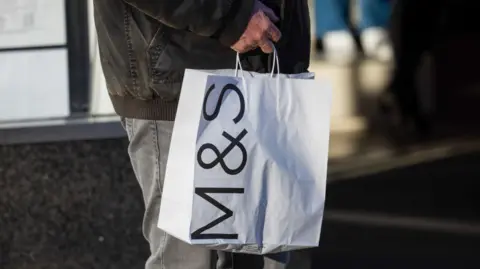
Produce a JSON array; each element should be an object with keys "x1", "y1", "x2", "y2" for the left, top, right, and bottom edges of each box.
[
  {"x1": 315, "y1": 0, "x2": 392, "y2": 64},
  {"x1": 379, "y1": 0, "x2": 445, "y2": 141}
]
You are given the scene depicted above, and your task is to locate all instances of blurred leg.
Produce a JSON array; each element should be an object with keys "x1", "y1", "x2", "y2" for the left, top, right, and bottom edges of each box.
[
  {"x1": 382, "y1": 0, "x2": 445, "y2": 137},
  {"x1": 315, "y1": 0, "x2": 357, "y2": 64},
  {"x1": 358, "y1": 0, "x2": 391, "y2": 30},
  {"x1": 315, "y1": 0, "x2": 350, "y2": 39},
  {"x1": 388, "y1": 0, "x2": 437, "y2": 118},
  {"x1": 358, "y1": 0, "x2": 393, "y2": 61}
]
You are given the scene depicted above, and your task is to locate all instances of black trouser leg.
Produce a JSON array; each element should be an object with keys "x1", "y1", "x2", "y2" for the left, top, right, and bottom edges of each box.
[{"x1": 388, "y1": 0, "x2": 442, "y2": 120}]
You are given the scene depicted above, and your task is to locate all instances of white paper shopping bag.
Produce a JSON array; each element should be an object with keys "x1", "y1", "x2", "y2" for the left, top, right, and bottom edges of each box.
[{"x1": 159, "y1": 53, "x2": 332, "y2": 254}]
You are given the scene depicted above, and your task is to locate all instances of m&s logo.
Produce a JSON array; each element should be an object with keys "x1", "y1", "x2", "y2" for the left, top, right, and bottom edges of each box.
[{"x1": 191, "y1": 82, "x2": 247, "y2": 240}]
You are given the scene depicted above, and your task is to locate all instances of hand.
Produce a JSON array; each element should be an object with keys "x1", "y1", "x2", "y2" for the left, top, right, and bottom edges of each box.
[{"x1": 231, "y1": 1, "x2": 282, "y2": 54}]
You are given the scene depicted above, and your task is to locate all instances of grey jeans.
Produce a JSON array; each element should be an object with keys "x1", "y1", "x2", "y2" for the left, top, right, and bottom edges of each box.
[{"x1": 123, "y1": 118, "x2": 312, "y2": 269}]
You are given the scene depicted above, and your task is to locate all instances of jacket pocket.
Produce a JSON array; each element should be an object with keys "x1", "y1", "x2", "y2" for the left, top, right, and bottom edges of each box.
[
  {"x1": 148, "y1": 26, "x2": 169, "y2": 84},
  {"x1": 147, "y1": 26, "x2": 181, "y2": 100},
  {"x1": 127, "y1": 9, "x2": 169, "y2": 98}
]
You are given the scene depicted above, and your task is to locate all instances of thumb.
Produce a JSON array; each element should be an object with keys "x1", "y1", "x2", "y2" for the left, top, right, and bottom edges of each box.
[{"x1": 258, "y1": 2, "x2": 279, "y2": 22}]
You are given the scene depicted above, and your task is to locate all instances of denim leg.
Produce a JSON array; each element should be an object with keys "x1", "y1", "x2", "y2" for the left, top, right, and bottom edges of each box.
[
  {"x1": 358, "y1": 0, "x2": 391, "y2": 30},
  {"x1": 124, "y1": 118, "x2": 214, "y2": 269},
  {"x1": 314, "y1": 0, "x2": 350, "y2": 38}
]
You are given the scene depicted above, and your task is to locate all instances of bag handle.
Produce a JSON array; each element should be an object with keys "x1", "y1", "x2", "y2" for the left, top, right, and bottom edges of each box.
[{"x1": 235, "y1": 43, "x2": 280, "y2": 78}]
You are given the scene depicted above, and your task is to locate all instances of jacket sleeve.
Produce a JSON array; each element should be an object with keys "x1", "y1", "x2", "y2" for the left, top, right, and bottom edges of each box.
[{"x1": 122, "y1": 0, "x2": 255, "y2": 47}]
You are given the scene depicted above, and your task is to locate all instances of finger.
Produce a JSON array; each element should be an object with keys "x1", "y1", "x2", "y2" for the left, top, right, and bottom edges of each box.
[
  {"x1": 243, "y1": 36, "x2": 258, "y2": 52},
  {"x1": 243, "y1": 43, "x2": 258, "y2": 53},
  {"x1": 232, "y1": 37, "x2": 257, "y2": 53},
  {"x1": 255, "y1": 14, "x2": 281, "y2": 42},
  {"x1": 258, "y1": 37, "x2": 274, "y2": 54},
  {"x1": 231, "y1": 40, "x2": 247, "y2": 53},
  {"x1": 267, "y1": 23, "x2": 282, "y2": 42}
]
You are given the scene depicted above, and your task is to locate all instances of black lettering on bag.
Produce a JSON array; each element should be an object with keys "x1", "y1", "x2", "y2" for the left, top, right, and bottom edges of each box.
[
  {"x1": 191, "y1": 187, "x2": 245, "y2": 240},
  {"x1": 202, "y1": 83, "x2": 245, "y2": 123},
  {"x1": 197, "y1": 129, "x2": 248, "y2": 175}
]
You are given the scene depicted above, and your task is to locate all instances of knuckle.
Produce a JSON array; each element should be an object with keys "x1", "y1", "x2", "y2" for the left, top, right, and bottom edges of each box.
[
  {"x1": 260, "y1": 20, "x2": 270, "y2": 31},
  {"x1": 273, "y1": 32, "x2": 281, "y2": 41}
]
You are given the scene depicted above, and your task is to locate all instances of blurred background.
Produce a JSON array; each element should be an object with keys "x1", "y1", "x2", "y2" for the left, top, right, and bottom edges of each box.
[{"x1": 1, "y1": 0, "x2": 480, "y2": 268}]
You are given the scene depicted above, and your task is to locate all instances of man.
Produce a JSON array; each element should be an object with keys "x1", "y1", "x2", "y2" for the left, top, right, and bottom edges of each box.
[{"x1": 93, "y1": 0, "x2": 312, "y2": 268}]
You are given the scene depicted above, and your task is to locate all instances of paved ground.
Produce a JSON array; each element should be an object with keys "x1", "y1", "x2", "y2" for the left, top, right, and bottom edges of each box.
[
  {"x1": 1, "y1": 138, "x2": 480, "y2": 269},
  {"x1": 316, "y1": 150, "x2": 480, "y2": 268}
]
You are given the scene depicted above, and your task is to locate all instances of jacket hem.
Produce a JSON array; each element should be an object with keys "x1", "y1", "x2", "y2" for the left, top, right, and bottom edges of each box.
[{"x1": 109, "y1": 94, "x2": 178, "y2": 121}]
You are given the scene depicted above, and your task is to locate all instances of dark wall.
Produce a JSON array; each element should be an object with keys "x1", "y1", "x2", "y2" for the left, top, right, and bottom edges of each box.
[{"x1": 0, "y1": 139, "x2": 148, "y2": 269}]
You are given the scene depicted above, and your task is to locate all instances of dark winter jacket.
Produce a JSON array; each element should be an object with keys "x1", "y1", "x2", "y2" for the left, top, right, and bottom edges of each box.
[{"x1": 93, "y1": 0, "x2": 311, "y2": 120}]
